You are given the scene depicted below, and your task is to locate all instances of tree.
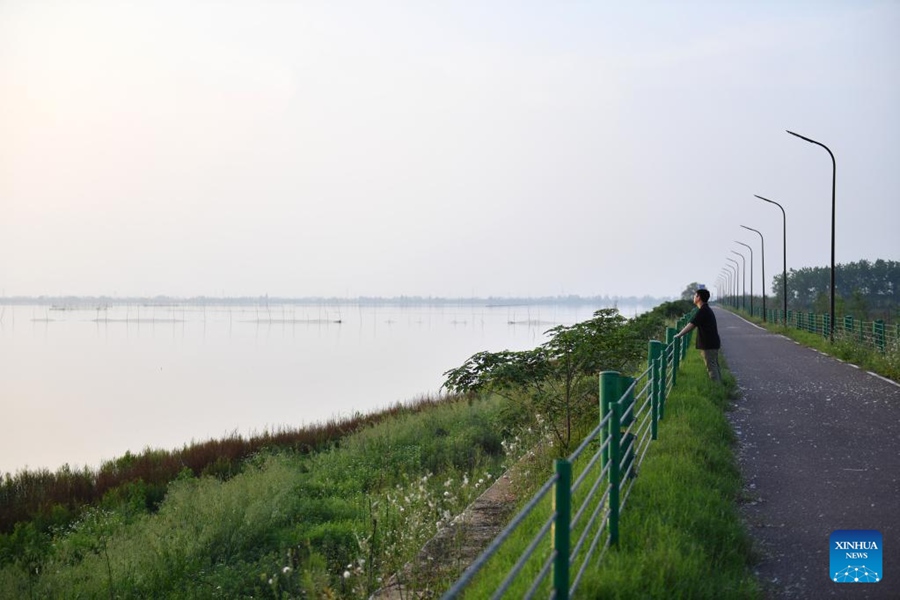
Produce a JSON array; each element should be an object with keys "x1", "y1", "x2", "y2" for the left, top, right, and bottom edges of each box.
[
  {"x1": 681, "y1": 283, "x2": 702, "y2": 302},
  {"x1": 443, "y1": 308, "x2": 644, "y2": 453},
  {"x1": 774, "y1": 260, "x2": 898, "y2": 318}
]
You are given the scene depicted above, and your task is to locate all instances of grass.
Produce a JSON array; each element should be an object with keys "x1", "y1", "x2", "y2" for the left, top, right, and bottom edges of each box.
[
  {"x1": 577, "y1": 350, "x2": 759, "y2": 598},
  {"x1": 0, "y1": 394, "x2": 470, "y2": 538},
  {"x1": 0, "y1": 395, "x2": 528, "y2": 598}
]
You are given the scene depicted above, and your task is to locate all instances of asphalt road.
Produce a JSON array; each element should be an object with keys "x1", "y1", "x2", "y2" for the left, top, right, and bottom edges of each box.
[{"x1": 716, "y1": 308, "x2": 900, "y2": 599}]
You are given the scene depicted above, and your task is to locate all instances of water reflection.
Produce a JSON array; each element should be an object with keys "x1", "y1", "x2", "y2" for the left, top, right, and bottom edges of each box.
[{"x1": 1, "y1": 302, "x2": 644, "y2": 473}]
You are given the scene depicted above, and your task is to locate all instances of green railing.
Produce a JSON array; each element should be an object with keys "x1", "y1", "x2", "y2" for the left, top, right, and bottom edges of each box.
[
  {"x1": 442, "y1": 315, "x2": 694, "y2": 599},
  {"x1": 726, "y1": 303, "x2": 898, "y2": 354}
]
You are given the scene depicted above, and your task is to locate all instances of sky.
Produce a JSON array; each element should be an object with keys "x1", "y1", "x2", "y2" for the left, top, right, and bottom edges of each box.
[{"x1": 1, "y1": 1, "x2": 898, "y2": 300}]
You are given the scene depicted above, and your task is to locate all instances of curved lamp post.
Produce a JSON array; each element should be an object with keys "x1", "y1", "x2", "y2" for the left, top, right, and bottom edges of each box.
[
  {"x1": 741, "y1": 225, "x2": 766, "y2": 322},
  {"x1": 718, "y1": 273, "x2": 729, "y2": 303},
  {"x1": 787, "y1": 130, "x2": 836, "y2": 341},
  {"x1": 726, "y1": 263, "x2": 739, "y2": 308},
  {"x1": 730, "y1": 250, "x2": 747, "y2": 312},
  {"x1": 755, "y1": 194, "x2": 787, "y2": 325},
  {"x1": 723, "y1": 265, "x2": 737, "y2": 307},
  {"x1": 719, "y1": 270, "x2": 731, "y2": 306},
  {"x1": 726, "y1": 257, "x2": 742, "y2": 311},
  {"x1": 723, "y1": 269, "x2": 734, "y2": 306},
  {"x1": 735, "y1": 241, "x2": 754, "y2": 316}
]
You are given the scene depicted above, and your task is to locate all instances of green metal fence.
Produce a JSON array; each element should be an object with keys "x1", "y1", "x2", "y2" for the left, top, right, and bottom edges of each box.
[
  {"x1": 441, "y1": 314, "x2": 694, "y2": 599},
  {"x1": 728, "y1": 304, "x2": 898, "y2": 353}
]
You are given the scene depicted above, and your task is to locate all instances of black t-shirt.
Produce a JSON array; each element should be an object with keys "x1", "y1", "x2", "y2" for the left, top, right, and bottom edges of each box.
[{"x1": 690, "y1": 304, "x2": 721, "y2": 350}]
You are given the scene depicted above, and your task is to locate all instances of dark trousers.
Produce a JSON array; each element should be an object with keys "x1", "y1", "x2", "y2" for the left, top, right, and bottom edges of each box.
[{"x1": 700, "y1": 349, "x2": 721, "y2": 381}]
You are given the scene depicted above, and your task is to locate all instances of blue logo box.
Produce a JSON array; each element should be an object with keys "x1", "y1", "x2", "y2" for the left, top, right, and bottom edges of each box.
[{"x1": 830, "y1": 530, "x2": 882, "y2": 584}]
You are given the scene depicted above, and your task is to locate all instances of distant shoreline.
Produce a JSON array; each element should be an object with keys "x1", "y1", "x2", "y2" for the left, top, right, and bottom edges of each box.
[{"x1": 0, "y1": 294, "x2": 673, "y2": 308}]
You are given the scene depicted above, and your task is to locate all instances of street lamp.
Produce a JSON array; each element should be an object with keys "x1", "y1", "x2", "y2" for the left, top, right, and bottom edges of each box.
[
  {"x1": 755, "y1": 194, "x2": 787, "y2": 325},
  {"x1": 726, "y1": 257, "x2": 742, "y2": 311},
  {"x1": 741, "y1": 225, "x2": 766, "y2": 322},
  {"x1": 726, "y1": 263, "x2": 739, "y2": 308},
  {"x1": 716, "y1": 268, "x2": 728, "y2": 302},
  {"x1": 735, "y1": 241, "x2": 754, "y2": 316},
  {"x1": 730, "y1": 250, "x2": 747, "y2": 312},
  {"x1": 723, "y1": 265, "x2": 737, "y2": 307},
  {"x1": 719, "y1": 270, "x2": 731, "y2": 306},
  {"x1": 787, "y1": 129, "x2": 836, "y2": 341}
]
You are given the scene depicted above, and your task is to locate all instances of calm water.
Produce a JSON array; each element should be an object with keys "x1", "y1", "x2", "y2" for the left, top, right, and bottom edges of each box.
[{"x1": 0, "y1": 302, "x2": 648, "y2": 473}]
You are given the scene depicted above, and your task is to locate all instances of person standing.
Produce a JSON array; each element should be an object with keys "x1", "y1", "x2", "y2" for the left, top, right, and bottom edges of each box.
[{"x1": 674, "y1": 288, "x2": 721, "y2": 381}]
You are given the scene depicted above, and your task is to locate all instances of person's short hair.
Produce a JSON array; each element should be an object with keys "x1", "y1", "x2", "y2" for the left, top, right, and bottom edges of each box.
[{"x1": 695, "y1": 289, "x2": 711, "y2": 303}]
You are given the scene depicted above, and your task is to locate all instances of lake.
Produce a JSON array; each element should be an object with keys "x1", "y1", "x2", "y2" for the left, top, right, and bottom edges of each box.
[{"x1": 0, "y1": 301, "x2": 650, "y2": 473}]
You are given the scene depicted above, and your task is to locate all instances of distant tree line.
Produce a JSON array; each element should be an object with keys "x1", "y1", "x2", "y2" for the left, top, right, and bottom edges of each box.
[
  {"x1": 769, "y1": 259, "x2": 898, "y2": 320},
  {"x1": 0, "y1": 294, "x2": 671, "y2": 308}
]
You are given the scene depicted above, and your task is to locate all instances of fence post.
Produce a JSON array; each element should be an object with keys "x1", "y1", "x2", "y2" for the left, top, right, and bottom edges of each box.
[
  {"x1": 600, "y1": 371, "x2": 615, "y2": 472},
  {"x1": 648, "y1": 341, "x2": 663, "y2": 439},
  {"x1": 671, "y1": 330, "x2": 680, "y2": 385},
  {"x1": 874, "y1": 320, "x2": 885, "y2": 353},
  {"x1": 659, "y1": 338, "x2": 669, "y2": 419},
  {"x1": 600, "y1": 371, "x2": 621, "y2": 546},
  {"x1": 618, "y1": 375, "x2": 636, "y2": 481},
  {"x1": 666, "y1": 327, "x2": 681, "y2": 385},
  {"x1": 553, "y1": 459, "x2": 572, "y2": 600}
]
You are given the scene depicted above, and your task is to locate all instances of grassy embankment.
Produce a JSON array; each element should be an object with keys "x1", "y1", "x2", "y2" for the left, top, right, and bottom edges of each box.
[
  {"x1": 0, "y1": 394, "x2": 524, "y2": 597},
  {"x1": 0, "y1": 399, "x2": 461, "y2": 540}
]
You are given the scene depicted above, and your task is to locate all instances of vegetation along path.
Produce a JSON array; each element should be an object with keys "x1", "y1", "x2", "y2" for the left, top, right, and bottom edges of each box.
[{"x1": 717, "y1": 308, "x2": 899, "y2": 599}]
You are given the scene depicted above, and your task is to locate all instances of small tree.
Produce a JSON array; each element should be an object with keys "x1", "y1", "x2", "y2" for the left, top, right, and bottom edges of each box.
[
  {"x1": 442, "y1": 309, "x2": 643, "y2": 453},
  {"x1": 681, "y1": 282, "x2": 702, "y2": 302}
]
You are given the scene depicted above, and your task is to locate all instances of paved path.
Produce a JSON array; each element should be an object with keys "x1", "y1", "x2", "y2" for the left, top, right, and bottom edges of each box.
[{"x1": 717, "y1": 308, "x2": 900, "y2": 599}]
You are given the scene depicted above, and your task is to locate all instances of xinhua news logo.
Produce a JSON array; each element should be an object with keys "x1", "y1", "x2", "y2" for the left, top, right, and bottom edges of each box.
[{"x1": 830, "y1": 530, "x2": 882, "y2": 584}]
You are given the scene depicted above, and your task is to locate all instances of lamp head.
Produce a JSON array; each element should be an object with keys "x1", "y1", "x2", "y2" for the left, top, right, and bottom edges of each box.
[{"x1": 786, "y1": 129, "x2": 811, "y2": 143}]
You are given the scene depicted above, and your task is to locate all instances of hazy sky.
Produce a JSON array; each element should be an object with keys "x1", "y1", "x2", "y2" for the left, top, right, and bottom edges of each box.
[{"x1": 2, "y1": 1, "x2": 898, "y2": 299}]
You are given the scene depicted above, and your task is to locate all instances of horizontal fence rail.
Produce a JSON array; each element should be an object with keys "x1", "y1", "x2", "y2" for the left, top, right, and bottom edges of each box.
[{"x1": 442, "y1": 314, "x2": 695, "y2": 599}]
